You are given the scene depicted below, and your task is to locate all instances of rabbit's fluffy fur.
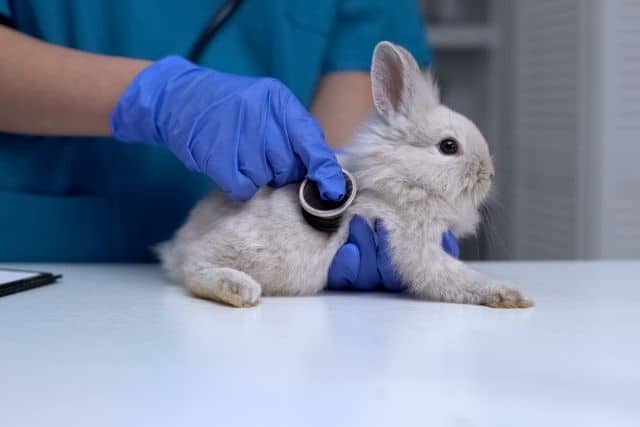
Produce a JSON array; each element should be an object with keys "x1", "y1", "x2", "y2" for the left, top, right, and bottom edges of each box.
[{"x1": 158, "y1": 41, "x2": 533, "y2": 309}]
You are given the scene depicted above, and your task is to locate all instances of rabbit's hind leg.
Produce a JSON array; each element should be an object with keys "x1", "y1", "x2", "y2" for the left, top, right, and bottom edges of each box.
[{"x1": 184, "y1": 265, "x2": 262, "y2": 308}]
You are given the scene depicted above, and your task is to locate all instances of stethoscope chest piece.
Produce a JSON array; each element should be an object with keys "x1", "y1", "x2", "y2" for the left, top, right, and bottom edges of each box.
[{"x1": 299, "y1": 169, "x2": 357, "y2": 233}]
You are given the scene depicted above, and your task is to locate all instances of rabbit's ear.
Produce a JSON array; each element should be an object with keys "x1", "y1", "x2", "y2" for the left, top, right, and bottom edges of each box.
[{"x1": 371, "y1": 41, "x2": 439, "y2": 120}]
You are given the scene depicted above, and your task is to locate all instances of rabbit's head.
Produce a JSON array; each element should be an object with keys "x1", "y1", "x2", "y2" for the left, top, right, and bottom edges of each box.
[{"x1": 346, "y1": 41, "x2": 494, "y2": 236}]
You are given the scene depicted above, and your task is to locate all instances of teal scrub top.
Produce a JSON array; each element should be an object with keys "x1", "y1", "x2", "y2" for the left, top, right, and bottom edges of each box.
[{"x1": 0, "y1": 0, "x2": 431, "y2": 262}]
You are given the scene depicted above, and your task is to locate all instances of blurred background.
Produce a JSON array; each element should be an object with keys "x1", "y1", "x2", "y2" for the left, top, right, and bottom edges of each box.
[{"x1": 421, "y1": 0, "x2": 640, "y2": 261}]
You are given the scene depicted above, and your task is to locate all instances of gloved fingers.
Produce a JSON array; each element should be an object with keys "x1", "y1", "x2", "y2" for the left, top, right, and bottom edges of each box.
[
  {"x1": 327, "y1": 243, "x2": 360, "y2": 290},
  {"x1": 265, "y1": 122, "x2": 306, "y2": 187},
  {"x1": 231, "y1": 96, "x2": 274, "y2": 188},
  {"x1": 269, "y1": 159, "x2": 305, "y2": 188},
  {"x1": 195, "y1": 136, "x2": 258, "y2": 201},
  {"x1": 283, "y1": 95, "x2": 345, "y2": 201},
  {"x1": 223, "y1": 172, "x2": 259, "y2": 201},
  {"x1": 210, "y1": 164, "x2": 258, "y2": 201},
  {"x1": 187, "y1": 106, "x2": 263, "y2": 201},
  {"x1": 441, "y1": 230, "x2": 460, "y2": 259},
  {"x1": 347, "y1": 215, "x2": 381, "y2": 290},
  {"x1": 374, "y1": 219, "x2": 405, "y2": 292}
]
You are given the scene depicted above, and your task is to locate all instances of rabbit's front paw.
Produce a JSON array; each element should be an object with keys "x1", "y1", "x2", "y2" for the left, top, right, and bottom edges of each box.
[
  {"x1": 216, "y1": 278, "x2": 261, "y2": 308},
  {"x1": 184, "y1": 267, "x2": 262, "y2": 308},
  {"x1": 485, "y1": 285, "x2": 533, "y2": 309}
]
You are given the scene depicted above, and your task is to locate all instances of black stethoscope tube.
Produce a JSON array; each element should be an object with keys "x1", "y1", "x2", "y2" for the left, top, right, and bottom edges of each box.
[
  {"x1": 188, "y1": 0, "x2": 244, "y2": 63},
  {"x1": 0, "y1": 0, "x2": 16, "y2": 28}
]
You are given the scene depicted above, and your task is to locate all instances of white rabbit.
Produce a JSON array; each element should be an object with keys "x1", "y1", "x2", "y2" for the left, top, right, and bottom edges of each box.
[{"x1": 158, "y1": 41, "x2": 533, "y2": 309}]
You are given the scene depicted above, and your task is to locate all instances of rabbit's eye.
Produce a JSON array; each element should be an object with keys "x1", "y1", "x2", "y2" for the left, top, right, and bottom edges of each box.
[{"x1": 439, "y1": 138, "x2": 459, "y2": 155}]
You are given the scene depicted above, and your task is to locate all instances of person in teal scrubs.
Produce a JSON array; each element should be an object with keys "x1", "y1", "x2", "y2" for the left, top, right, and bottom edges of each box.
[{"x1": 0, "y1": 0, "x2": 430, "y2": 263}]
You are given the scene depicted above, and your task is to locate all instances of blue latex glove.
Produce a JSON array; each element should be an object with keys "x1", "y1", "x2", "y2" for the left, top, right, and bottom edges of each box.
[
  {"x1": 328, "y1": 216, "x2": 460, "y2": 291},
  {"x1": 110, "y1": 56, "x2": 345, "y2": 202}
]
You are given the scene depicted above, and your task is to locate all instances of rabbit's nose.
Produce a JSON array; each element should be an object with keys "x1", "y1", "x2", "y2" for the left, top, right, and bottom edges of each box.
[{"x1": 489, "y1": 171, "x2": 495, "y2": 180}]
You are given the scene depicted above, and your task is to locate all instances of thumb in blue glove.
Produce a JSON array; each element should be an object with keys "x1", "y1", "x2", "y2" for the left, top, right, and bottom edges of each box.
[
  {"x1": 110, "y1": 56, "x2": 345, "y2": 201},
  {"x1": 328, "y1": 216, "x2": 459, "y2": 291}
]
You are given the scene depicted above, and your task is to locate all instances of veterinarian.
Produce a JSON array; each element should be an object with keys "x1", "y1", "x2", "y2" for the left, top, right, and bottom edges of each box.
[{"x1": 0, "y1": 1, "x2": 450, "y2": 289}]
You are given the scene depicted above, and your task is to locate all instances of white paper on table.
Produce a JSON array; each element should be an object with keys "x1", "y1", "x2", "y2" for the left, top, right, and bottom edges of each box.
[{"x1": 0, "y1": 270, "x2": 40, "y2": 285}]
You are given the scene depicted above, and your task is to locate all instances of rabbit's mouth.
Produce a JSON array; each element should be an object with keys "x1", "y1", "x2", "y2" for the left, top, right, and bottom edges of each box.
[
  {"x1": 469, "y1": 174, "x2": 493, "y2": 208},
  {"x1": 477, "y1": 168, "x2": 494, "y2": 183}
]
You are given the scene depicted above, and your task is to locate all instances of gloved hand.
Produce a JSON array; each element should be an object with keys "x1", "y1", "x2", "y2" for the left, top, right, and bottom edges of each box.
[
  {"x1": 328, "y1": 216, "x2": 460, "y2": 291},
  {"x1": 110, "y1": 56, "x2": 345, "y2": 201}
]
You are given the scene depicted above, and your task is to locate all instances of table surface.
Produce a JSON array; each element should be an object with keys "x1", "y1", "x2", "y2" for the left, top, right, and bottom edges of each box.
[{"x1": 1, "y1": 261, "x2": 639, "y2": 427}]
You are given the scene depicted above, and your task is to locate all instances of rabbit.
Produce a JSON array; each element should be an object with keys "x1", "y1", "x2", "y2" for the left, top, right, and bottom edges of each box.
[{"x1": 157, "y1": 41, "x2": 533, "y2": 309}]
